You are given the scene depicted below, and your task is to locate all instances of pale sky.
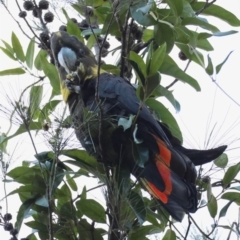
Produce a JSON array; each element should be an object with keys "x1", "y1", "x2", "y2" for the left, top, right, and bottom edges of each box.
[{"x1": 0, "y1": 0, "x2": 240, "y2": 239}]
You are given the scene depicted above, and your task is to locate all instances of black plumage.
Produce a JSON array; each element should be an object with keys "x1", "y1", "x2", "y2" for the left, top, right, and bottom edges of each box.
[{"x1": 50, "y1": 31, "x2": 227, "y2": 221}]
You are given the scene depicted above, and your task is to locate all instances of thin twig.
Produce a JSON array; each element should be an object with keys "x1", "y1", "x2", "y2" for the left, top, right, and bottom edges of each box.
[
  {"x1": 72, "y1": 184, "x2": 106, "y2": 202},
  {"x1": 47, "y1": 185, "x2": 53, "y2": 240},
  {"x1": 6, "y1": 78, "x2": 45, "y2": 136},
  {"x1": 184, "y1": 214, "x2": 192, "y2": 240},
  {"x1": 115, "y1": 1, "x2": 132, "y2": 78},
  {"x1": 32, "y1": 0, "x2": 49, "y2": 32},
  {"x1": 195, "y1": 0, "x2": 217, "y2": 15},
  {"x1": 15, "y1": 0, "x2": 42, "y2": 41},
  {"x1": 212, "y1": 78, "x2": 240, "y2": 108},
  {"x1": 132, "y1": 39, "x2": 153, "y2": 53},
  {"x1": 189, "y1": 215, "x2": 214, "y2": 240}
]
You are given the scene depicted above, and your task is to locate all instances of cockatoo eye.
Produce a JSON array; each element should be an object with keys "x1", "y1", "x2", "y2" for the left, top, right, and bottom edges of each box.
[
  {"x1": 79, "y1": 49, "x2": 85, "y2": 57},
  {"x1": 58, "y1": 47, "x2": 77, "y2": 73}
]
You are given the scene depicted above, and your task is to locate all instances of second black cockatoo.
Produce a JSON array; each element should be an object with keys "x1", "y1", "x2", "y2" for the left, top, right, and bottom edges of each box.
[{"x1": 50, "y1": 31, "x2": 227, "y2": 221}]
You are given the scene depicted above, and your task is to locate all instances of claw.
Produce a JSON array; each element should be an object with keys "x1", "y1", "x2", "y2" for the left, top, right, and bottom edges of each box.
[
  {"x1": 65, "y1": 79, "x2": 81, "y2": 94},
  {"x1": 66, "y1": 71, "x2": 78, "y2": 81}
]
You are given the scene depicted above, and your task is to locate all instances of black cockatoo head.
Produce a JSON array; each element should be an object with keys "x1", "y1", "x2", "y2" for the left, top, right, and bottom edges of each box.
[
  {"x1": 51, "y1": 31, "x2": 98, "y2": 71},
  {"x1": 50, "y1": 31, "x2": 104, "y2": 101}
]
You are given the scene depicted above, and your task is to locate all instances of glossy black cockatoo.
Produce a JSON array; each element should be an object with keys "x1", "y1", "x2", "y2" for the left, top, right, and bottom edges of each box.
[{"x1": 50, "y1": 31, "x2": 227, "y2": 221}]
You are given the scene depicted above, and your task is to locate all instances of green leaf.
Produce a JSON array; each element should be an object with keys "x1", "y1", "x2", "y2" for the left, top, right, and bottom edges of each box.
[
  {"x1": 34, "y1": 50, "x2": 47, "y2": 71},
  {"x1": 146, "y1": 99, "x2": 183, "y2": 143},
  {"x1": 230, "y1": 186, "x2": 240, "y2": 191},
  {"x1": 222, "y1": 192, "x2": 240, "y2": 205},
  {"x1": 130, "y1": 2, "x2": 156, "y2": 26},
  {"x1": 152, "y1": 85, "x2": 181, "y2": 112},
  {"x1": 130, "y1": 225, "x2": 163, "y2": 240},
  {"x1": 142, "y1": 29, "x2": 154, "y2": 42},
  {"x1": 145, "y1": 72, "x2": 161, "y2": 99},
  {"x1": 25, "y1": 233, "x2": 38, "y2": 240},
  {"x1": 59, "y1": 201, "x2": 76, "y2": 220},
  {"x1": 214, "y1": 153, "x2": 228, "y2": 168},
  {"x1": 15, "y1": 198, "x2": 36, "y2": 231},
  {"x1": 81, "y1": 186, "x2": 87, "y2": 200},
  {"x1": 35, "y1": 196, "x2": 48, "y2": 207},
  {"x1": 146, "y1": 209, "x2": 159, "y2": 226},
  {"x1": 11, "y1": 32, "x2": 25, "y2": 62},
  {"x1": 25, "y1": 221, "x2": 47, "y2": 232},
  {"x1": 176, "y1": 26, "x2": 198, "y2": 47},
  {"x1": 181, "y1": 0, "x2": 195, "y2": 18},
  {"x1": 146, "y1": 42, "x2": 154, "y2": 73},
  {"x1": 207, "y1": 181, "x2": 212, "y2": 201},
  {"x1": 59, "y1": 183, "x2": 72, "y2": 201},
  {"x1": 160, "y1": 54, "x2": 201, "y2": 91},
  {"x1": 76, "y1": 199, "x2": 106, "y2": 223},
  {"x1": 0, "y1": 68, "x2": 25, "y2": 76},
  {"x1": 86, "y1": 34, "x2": 96, "y2": 49},
  {"x1": 77, "y1": 219, "x2": 105, "y2": 240},
  {"x1": 62, "y1": 149, "x2": 104, "y2": 177},
  {"x1": 29, "y1": 85, "x2": 43, "y2": 118},
  {"x1": 219, "y1": 199, "x2": 235, "y2": 219},
  {"x1": 129, "y1": 51, "x2": 146, "y2": 78},
  {"x1": 197, "y1": 30, "x2": 238, "y2": 41},
  {"x1": 136, "y1": 0, "x2": 154, "y2": 15},
  {"x1": 0, "y1": 47, "x2": 16, "y2": 60},
  {"x1": 0, "y1": 122, "x2": 42, "y2": 146},
  {"x1": 7, "y1": 185, "x2": 45, "y2": 197},
  {"x1": 206, "y1": 55, "x2": 213, "y2": 75},
  {"x1": 67, "y1": 19, "x2": 84, "y2": 43},
  {"x1": 176, "y1": 43, "x2": 205, "y2": 67},
  {"x1": 62, "y1": 149, "x2": 97, "y2": 168},
  {"x1": 216, "y1": 51, "x2": 233, "y2": 74},
  {"x1": 101, "y1": 64, "x2": 120, "y2": 75},
  {"x1": 41, "y1": 57, "x2": 60, "y2": 95},
  {"x1": 136, "y1": 85, "x2": 145, "y2": 101},
  {"x1": 197, "y1": 39, "x2": 214, "y2": 51},
  {"x1": 26, "y1": 38, "x2": 35, "y2": 69},
  {"x1": 81, "y1": 28, "x2": 102, "y2": 37},
  {"x1": 1, "y1": 40, "x2": 14, "y2": 53},
  {"x1": 0, "y1": 133, "x2": 7, "y2": 153},
  {"x1": 66, "y1": 174, "x2": 78, "y2": 191},
  {"x1": 116, "y1": 166, "x2": 131, "y2": 194},
  {"x1": 128, "y1": 191, "x2": 146, "y2": 225},
  {"x1": 207, "y1": 194, "x2": 218, "y2": 218},
  {"x1": 192, "y1": 3, "x2": 240, "y2": 27},
  {"x1": 223, "y1": 163, "x2": 240, "y2": 186},
  {"x1": 149, "y1": 43, "x2": 166, "y2": 75},
  {"x1": 174, "y1": 27, "x2": 190, "y2": 44},
  {"x1": 181, "y1": 17, "x2": 219, "y2": 33},
  {"x1": 213, "y1": 31, "x2": 238, "y2": 37},
  {"x1": 162, "y1": 229, "x2": 176, "y2": 240},
  {"x1": 7, "y1": 166, "x2": 40, "y2": 183},
  {"x1": 166, "y1": 0, "x2": 183, "y2": 16},
  {"x1": 154, "y1": 23, "x2": 175, "y2": 53}
]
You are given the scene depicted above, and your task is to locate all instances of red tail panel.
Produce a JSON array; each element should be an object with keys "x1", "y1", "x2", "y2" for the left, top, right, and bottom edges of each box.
[
  {"x1": 153, "y1": 135, "x2": 171, "y2": 166},
  {"x1": 141, "y1": 179, "x2": 168, "y2": 203},
  {"x1": 155, "y1": 158, "x2": 172, "y2": 196}
]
